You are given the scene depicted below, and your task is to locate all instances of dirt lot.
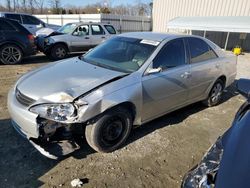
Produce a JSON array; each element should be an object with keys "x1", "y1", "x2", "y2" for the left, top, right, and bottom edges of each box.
[{"x1": 0, "y1": 53, "x2": 249, "y2": 188}]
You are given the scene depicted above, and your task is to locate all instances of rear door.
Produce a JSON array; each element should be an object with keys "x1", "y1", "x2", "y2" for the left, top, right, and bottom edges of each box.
[
  {"x1": 21, "y1": 15, "x2": 43, "y2": 34},
  {"x1": 90, "y1": 24, "x2": 107, "y2": 46},
  {"x1": 141, "y1": 38, "x2": 190, "y2": 122},
  {"x1": 186, "y1": 37, "x2": 220, "y2": 102}
]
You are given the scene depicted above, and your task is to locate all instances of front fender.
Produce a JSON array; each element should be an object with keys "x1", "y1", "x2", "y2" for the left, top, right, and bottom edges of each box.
[{"x1": 75, "y1": 78, "x2": 142, "y2": 125}]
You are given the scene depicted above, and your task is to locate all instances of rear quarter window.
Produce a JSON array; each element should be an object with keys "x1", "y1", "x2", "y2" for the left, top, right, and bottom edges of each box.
[
  {"x1": 188, "y1": 38, "x2": 217, "y2": 64},
  {"x1": 5, "y1": 14, "x2": 22, "y2": 23},
  {"x1": 21, "y1": 15, "x2": 41, "y2": 25},
  {"x1": 104, "y1": 25, "x2": 116, "y2": 34}
]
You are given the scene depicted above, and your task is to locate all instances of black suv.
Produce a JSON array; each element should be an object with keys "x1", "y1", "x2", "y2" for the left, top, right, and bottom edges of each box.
[{"x1": 0, "y1": 18, "x2": 36, "y2": 64}]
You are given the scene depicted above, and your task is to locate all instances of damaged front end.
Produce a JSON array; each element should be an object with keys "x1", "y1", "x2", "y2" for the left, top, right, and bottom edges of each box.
[
  {"x1": 28, "y1": 103, "x2": 84, "y2": 159},
  {"x1": 30, "y1": 118, "x2": 83, "y2": 159},
  {"x1": 182, "y1": 137, "x2": 224, "y2": 188}
]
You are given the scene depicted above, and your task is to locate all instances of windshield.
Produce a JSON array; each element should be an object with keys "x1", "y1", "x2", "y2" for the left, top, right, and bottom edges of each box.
[
  {"x1": 81, "y1": 37, "x2": 159, "y2": 73},
  {"x1": 58, "y1": 23, "x2": 77, "y2": 34}
]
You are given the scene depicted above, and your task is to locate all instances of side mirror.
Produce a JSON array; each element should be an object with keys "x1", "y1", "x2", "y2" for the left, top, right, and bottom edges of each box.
[
  {"x1": 147, "y1": 67, "x2": 162, "y2": 75},
  {"x1": 237, "y1": 78, "x2": 250, "y2": 98},
  {"x1": 37, "y1": 22, "x2": 45, "y2": 28}
]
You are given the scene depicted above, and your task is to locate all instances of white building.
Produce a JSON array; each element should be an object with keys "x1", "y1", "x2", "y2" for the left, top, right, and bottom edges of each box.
[{"x1": 153, "y1": 0, "x2": 250, "y2": 32}]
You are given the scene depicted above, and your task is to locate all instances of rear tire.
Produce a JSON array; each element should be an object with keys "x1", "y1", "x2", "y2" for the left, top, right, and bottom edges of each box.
[
  {"x1": 0, "y1": 44, "x2": 23, "y2": 65},
  {"x1": 50, "y1": 44, "x2": 68, "y2": 60},
  {"x1": 85, "y1": 107, "x2": 133, "y2": 153},
  {"x1": 203, "y1": 79, "x2": 224, "y2": 107}
]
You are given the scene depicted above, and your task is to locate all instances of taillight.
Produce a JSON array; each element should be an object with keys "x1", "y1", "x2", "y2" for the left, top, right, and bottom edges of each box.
[{"x1": 27, "y1": 34, "x2": 35, "y2": 43}]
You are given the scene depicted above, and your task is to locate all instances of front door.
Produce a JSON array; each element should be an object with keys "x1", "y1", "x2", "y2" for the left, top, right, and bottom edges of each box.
[
  {"x1": 70, "y1": 24, "x2": 93, "y2": 52},
  {"x1": 141, "y1": 38, "x2": 191, "y2": 122}
]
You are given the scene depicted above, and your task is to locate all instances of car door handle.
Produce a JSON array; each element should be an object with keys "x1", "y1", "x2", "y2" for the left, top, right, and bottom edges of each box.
[
  {"x1": 181, "y1": 72, "x2": 191, "y2": 79},
  {"x1": 215, "y1": 63, "x2": 220, "y2": 69},
  {"x1": 85, "y1": 37, "x2": 90, "y2": 39},
  {"x1": 101, "y1": 36, "x2": 106, "y2": 39}
]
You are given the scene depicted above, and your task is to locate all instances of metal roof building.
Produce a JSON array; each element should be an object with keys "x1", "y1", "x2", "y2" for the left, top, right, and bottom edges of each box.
[
  {"x1": 153, "y1": 0, "x2": 250, "y2": 32},
  {"x1": 167, "y1": 16, "x2": 250, "y2": 50},
  {"x1": 152, "y1": 0, "x2": 250, "y2": 51},
  {"x1": 167, "y1": 16, "x2": 250, "y2": 33}
]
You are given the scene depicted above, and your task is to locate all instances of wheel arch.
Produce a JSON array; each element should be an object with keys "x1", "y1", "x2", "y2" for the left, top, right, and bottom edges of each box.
[
  {"x1": 217, "y1": 75, "x2": 226, "y2": 88},
  {"x1": 205, "y1": 75, "x2": 227, "y2": 99},
  {"x1": 51, "y1": 42, "x2": 69, "y2": 52},
  {"x1": 105, "y1": 101, "x2": 137, "y2": 122},
  {"x1": 0, "y1": 41, "x2": 25, "y2": 54}
]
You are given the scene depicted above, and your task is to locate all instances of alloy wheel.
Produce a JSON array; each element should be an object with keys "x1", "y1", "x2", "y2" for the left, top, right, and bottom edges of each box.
[
  {"x1": 55, "y1": 47, "x2": 66, "y2": 58},
  {"x1": 1, "y1": 46, "x2": 22, "y2": 64},
  {"x1": 211, "y1": 83, "x2": 223, "y2": 103}
]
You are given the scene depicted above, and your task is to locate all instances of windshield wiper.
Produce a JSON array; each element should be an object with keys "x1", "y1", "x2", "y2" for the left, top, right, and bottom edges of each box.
[{"x1": 79, "y1": 57, "x2": 131, "y2": 73}]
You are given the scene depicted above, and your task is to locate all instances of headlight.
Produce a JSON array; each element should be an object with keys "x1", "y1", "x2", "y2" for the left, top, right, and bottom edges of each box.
[
  {"x1": 44, "y1": 37, "x2": 54, "y2": 45},
  {"x1": 30, "y1": 103, "x2": 76, "y2": 122}
]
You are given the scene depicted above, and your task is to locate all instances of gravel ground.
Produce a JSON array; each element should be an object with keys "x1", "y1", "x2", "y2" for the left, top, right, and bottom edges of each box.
[{"x1": 0, "y1": 52, "x2": 249, "y2": 188}]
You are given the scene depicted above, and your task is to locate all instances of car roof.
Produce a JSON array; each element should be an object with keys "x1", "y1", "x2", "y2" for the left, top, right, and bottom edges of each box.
[
  {"x1": 119, "y1": 32, "x2": 211, "y2": 42},
  {"x1": 119, "y1": 32, "x2": 185, "y2": 42},
  {"x1": 64, "y1": 22, "x2": 112, "y2": 26},
  {"x1": 0, "y1": 12, "x2": 31, "y2": 16}
]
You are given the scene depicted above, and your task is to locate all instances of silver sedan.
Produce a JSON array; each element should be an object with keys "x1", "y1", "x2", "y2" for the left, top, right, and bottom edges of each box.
[{"x1": 8, "y1": 32, "x2": 237, "y2": 159}]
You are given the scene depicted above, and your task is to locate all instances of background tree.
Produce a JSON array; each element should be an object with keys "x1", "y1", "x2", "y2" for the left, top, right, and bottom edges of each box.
[
  {"x1": 49, "y1": 0, "x2": 61, "y2": 14},
  {"x1": 5, "y1": 0, "x2": 11, "y2": 11},
  {"x1": 0, "y1": 0, "x2": 152, "y2": 16},
  {"x1": 35, "y1": 0, "x2": 45, "y2": 14}
]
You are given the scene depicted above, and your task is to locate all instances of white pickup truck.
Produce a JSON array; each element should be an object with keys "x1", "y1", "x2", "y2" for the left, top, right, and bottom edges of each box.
[{"x1": 37, "y1": 22, "x2": 117, "y2": 60}]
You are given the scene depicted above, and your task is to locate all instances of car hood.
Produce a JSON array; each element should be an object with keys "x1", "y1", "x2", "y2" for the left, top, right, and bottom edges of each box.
[{"x1": 17, "y1": 57, "x2": 126, "y2": 102}]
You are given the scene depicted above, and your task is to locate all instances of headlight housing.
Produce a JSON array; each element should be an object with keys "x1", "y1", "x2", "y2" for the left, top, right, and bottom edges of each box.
[
  {"x1": 44, "y1": 37, "x2": 54, "y2": 45},
  {"x1": 30, "y1": 103, "x2": 76, "y2": 122}
]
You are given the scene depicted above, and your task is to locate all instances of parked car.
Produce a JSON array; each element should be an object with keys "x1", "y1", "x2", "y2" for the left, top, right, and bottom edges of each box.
[
  {"x1": 36, "y1": 22, "x2": 117, "y2": 60},
  {"x1": 182, "y1": 78, "x2": 250, "y2": 188},
  {"x1": 0, "y1": 12, "x2": 60, "y2": 35},
  {"x1": 8, "y1": 32, "x2": 237, "y2": 159},
  {"x1": 0, "y1": 17, "x2": 36, "y2": 65}
]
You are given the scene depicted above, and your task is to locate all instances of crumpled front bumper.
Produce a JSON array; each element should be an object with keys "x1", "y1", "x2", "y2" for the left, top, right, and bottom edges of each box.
[{"x1": 8, "y1": 87, "x2": 80, "y2": 159}]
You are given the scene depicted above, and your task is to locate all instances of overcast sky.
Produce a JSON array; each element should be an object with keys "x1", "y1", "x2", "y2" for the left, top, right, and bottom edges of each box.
[{"x1": 61, "y1": 0, "x2": 152, "y2": 7}]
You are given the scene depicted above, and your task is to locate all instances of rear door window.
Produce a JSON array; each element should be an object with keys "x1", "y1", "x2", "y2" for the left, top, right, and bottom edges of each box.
[
  {"x1": 153, "y1": 39, "x2": 186, "y2": 70},
  {"x1": 0, "y1": 20, "x2": 15, "y2": 31},
  {"x1": 104, "y1": 25, "x2": 116, "y2": 34},
  {"x1": 5, "y1": 14, "x2": 22, "y2": 23},
  {"x1": 21, "y1": 15, "x2": 41, "y2": 25},
  {"x1": 187, "y1": 38, "x2": 217, "y2": 64},
  {"x1": 91, "y1": 25, "x2": 105, "y2": 35}
]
